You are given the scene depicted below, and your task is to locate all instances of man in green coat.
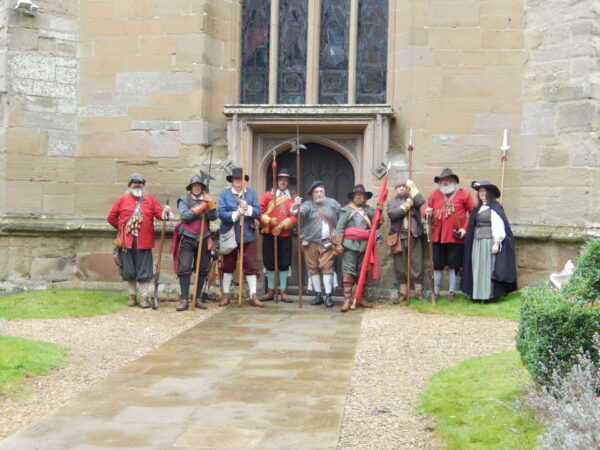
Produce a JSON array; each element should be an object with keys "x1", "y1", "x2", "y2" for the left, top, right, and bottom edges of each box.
[{"x1": 335, "y1": 184, "x2": 378, "y2": 312}]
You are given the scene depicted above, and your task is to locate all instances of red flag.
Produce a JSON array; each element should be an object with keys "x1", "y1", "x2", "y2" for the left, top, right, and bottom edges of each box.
[{"x1": 353, "y1": 176, "x2": 389, "y2": 304}]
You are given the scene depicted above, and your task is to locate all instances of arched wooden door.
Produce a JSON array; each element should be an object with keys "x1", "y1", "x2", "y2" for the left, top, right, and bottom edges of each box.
[{"x1": 264, "y1": 142, "x2": 355, "y2": 291}]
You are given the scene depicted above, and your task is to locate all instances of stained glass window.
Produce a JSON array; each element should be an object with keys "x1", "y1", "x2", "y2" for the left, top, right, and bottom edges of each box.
[
  {"x1": 278, "y1": 0, "x2": 308, "y2": 104},
  {"x1": 240, "y1": 0, "x2": 270, "y2": 104},
  {"x1": 318, "y1": 0, "x2": 350, "y2": 104},
  {"x1": 356, "y1": 0, "x2": 388, "y2": 104}
]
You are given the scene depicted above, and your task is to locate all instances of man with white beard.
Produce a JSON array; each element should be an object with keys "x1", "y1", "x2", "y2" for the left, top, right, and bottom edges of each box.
[
  {"x1": 424, "y1": 168, "x2": 475, "y2": 301},
  {"x1": 107, "y1": 173, "x2": 172, "y2": 308},
  {"x1": 296, "y1": 181, "x2": 341, "y2": 308}
]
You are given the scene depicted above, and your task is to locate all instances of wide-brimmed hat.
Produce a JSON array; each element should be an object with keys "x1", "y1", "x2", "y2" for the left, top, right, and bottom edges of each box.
[
  {"x1": 276, "y1": 168, "x2": 297, "y2": 185},
  {"x1": 128, "y1": 173, "x2": 145, "y2": 186},
  {"x1": 347, "y1": 184, "x2": 373, "y2": 200},
  {"x1": 471, "y1": 180, "x2": 501, "y2": 199},
  {"x1": 308, "y1": 180, "x2": 325, "y2": 195},
  {"x1": 226, "y1": 167, "x2": 249, "y2": 183},
  {"x1": 186, "y1": 174, "x2": 207, "y2": 192},
  {"x1": 434, "y1": 168, "x2": 459, "y2": 184}
]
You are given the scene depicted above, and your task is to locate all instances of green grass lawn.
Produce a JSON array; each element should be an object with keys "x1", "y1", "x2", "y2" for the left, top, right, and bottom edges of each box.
[
  {"x1": 0, "y1": 336, "x2": 68, "y2": 396},
  {"x1": 420, "y1": 350, "x2": 543, "y2": 449},
  {"x1": 408, "y1": 290, "x2": 521, "y2": 321},
  {"x1": 0, "y1": 289, "x2": 127, "y2": 320}
]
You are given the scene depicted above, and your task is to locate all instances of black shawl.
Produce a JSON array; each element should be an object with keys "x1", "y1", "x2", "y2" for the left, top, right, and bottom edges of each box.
[{"x1": 461, "y1": 201, "x2": 518, "y2": 299}]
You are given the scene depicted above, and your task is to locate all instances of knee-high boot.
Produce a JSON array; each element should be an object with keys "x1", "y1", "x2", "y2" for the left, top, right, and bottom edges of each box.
[{"x1": 341, "y1": 273, "x2": 355, "y2": 313}]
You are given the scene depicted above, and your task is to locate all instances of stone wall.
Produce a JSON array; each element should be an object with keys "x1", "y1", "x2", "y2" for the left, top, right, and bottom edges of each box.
[{"x1": 0, "y1": 0, "x2": 598, "y2": 291}]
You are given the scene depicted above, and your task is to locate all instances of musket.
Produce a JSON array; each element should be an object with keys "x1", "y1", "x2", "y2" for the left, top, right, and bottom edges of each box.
[
  {"x1": 191, "y1": 146, "x2": 216, "y2": 310},
  {"x1": 271, "y1": 150, "x2": 280, "y2": 303},
  {"x1": 153, "y1": 199, "x2": 169, "y2": 310}
]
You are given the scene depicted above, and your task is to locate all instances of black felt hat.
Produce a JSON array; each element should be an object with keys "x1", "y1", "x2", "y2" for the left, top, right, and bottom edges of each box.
[
  {"x1": 276, "y1": 168, "x2": 297, "y2": 185},
  {"x1": 471, "y1": 180, "x2": 501, "y2": 199},
  {"x1": 308, "y1": 180, "x2": 325, "y2": 195},
  {"x1": 226, "y1": 167, "x2": 249, "y2": 183},
  {"x1": 434, "y1": 168, "x2": 460, "y2": 184},
  {"x1": 347, "y1": 184, "x2": 373, "y2": 200}
]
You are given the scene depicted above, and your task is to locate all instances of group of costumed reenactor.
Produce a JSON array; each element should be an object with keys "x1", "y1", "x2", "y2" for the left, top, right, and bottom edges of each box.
[{"x1": 107, "y1": 165, "x2": 517, "y2": 311}]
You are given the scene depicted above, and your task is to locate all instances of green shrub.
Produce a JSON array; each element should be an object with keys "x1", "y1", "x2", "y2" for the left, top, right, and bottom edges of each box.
[
  {"x1": 561, "y1": 239, "x2": 600, "y2": 304},
  {"x1": 516, "y1": 286, "x2": 600, "y2": 385}
]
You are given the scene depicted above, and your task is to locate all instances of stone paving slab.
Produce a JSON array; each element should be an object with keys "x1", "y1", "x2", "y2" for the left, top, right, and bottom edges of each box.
[{"x1": 0, "y1": 302, "x2": 362, "y2": 449}]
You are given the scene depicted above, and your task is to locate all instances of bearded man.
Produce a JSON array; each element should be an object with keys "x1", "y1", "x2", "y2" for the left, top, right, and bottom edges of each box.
[
  {"x1": 107, "y1": 173, "x2": 172, "y2": 308},
  {"x1": 424, "y1": 168, "x2": 475, "y2": 300},
  {"x1": 387, "y1": 178, "x2": 426, "y2": 302},
  {"x1": 295, "y1": 181, "x2": 341, "y2": 308},
  {"x1": 259, "y1": 168, "x2": 298, "y2": 303},
  {"x1": 217, "y1": 168, "x2": 263, "y2": 307},
  {"x1": 171, "y1": 174, "x2": 217, "y2": 311},
  {"x1": 335, "y1": 184, "x2": 381, "y2": 312}
]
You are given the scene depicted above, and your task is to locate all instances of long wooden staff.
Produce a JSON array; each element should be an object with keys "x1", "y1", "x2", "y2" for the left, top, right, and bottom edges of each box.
[
  {"x1": 237, "y1": 126, "x2": 248, "y2": 307},
  {"x1": 500, "y1": 128, "x2": 509, "y2": 204},
  {"x1": 191, "y1": 147, "x2": 215, "y2": 310},
  {"x1": 271, "y1": 151, "x2": 280, "y2": 303},
  {"x1": 426, "y1": 200, "x2": 436, "y2": 304},
  {"x1": 295, "y1": 121, "x2": 303, "y2": 309},
  {"x1": 406, "y1": 129, "x2": 414, "y2": 306},
  {"x1": 152, "y1": 199, "x2": 169, "y2": 310}
]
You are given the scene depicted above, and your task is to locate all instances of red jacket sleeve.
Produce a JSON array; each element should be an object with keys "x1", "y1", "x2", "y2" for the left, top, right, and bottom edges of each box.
[{"x1": 107, "y1": 197, "x2": 122, "y2": 229}]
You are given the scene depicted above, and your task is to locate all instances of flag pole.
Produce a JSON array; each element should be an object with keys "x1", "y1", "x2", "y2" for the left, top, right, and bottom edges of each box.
[{"x1": 406, "y1": 128, "x2": 414, "y2": 306}]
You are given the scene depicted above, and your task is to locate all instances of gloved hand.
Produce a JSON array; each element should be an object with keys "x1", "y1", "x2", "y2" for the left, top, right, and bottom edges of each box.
[
  {"x1": 161, "y1": 206, "x2": 173, "y2": 221},
  {"x1": 269, "y1": 217, "x2": 280, "y2": 227},
  {"x1": 401, "y1": 197, "x2": 414, "y2": 212},
  {"x1": 406, "y1": 179, "x2": 419, "y2": 198},
  {"x1": 425, "y1": 206, "x2": 433, "y2": 218},
  {"x1": 203, "y1": 194, "x2": 217, "y2": 210},
  {"x1": 192, "y1": 202, "x2": 208, "y2": 216}
]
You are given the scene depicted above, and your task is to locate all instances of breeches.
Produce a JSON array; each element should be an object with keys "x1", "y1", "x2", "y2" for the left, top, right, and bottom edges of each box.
[
  {"x1": 303, "y1": 242, "x2": 335, "y2": 275},
  {"x1": 222, "y1": 240, "x2": 258, "y2": 275},
  {"x1": 176, "y1": 235, "x2": 210, "y2": 278},
  {"x1": 262, "y1": 235, "x2": 292, "y2": 271}
]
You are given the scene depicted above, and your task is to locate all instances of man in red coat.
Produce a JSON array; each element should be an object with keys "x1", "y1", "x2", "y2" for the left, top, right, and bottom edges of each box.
[
  {"x1": 258, "y1": 168, "x2": 298, "y2": 303},
  {"x1": 107, "y1": 173, "x2": 172, "y2": 308},
  {"x1": 424, "y1": 168, "x2": 475, "y2": 301}
]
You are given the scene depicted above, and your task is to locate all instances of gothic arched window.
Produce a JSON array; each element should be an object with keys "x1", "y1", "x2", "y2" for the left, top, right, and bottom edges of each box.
[{"x1": 240, "y1": 0, "x2": 388, "y2": 105}]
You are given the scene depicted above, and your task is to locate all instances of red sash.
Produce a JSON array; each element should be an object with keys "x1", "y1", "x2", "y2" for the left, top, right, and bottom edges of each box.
[{"x1": 343, "y1": 227, "x2": 380, "y2": 278}]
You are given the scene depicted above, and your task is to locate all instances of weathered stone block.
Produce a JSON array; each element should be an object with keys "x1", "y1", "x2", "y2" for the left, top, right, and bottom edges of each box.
[
  {"x1": 79, "y1": 130, "x2": 180, "y2": 158},
  {"x1": 78, "y1": 104, "x2": 127, "y2": 117},
  {"x1": 556, "y1": 102, "x2": 595, "y2": 131},
  {"x1": 131, "y1": 121, "x2": 181, "y2": 131},
  {"x1": 124, "y1": 19, "x2": 165, "y2": 36},
  {"x1": 25, "y1": 111, "x2": 77, "y2": 132},
  {"x1": 31, "y1": 257, "x2": 74, "y2": 281},
  {"x1": 80, "y1": 117, "x2": 131, "y2": 132},
  {"x1": 570, "y1": 132, "x2": 600, "y2": 167},
  {"x1": 165, "y1": 16, "x2": 205, "y2": 35},
  {"x1": 5, "y1": 180, "x2": 44, "y2": 212},
  {"x1": 77, "y1": 253, "x2": 121, "y2": 282},
  {"x1": 482, "y1": 31, "x2": 524, "y2": 49},
  {"x1": 473, "y1": 114, "x2": 521, "y2": 132},
  {"x1": 75, "y1": 158, "x2": 117, "y2": 184},
  {"x1": 43, "y1": 194, "x2": 75, "y2": 214},
  {"x1": 522, "y1": 102, "x2": 554, "y2": 136},
  {"x1": 6, "y1": 127, "x2": 46, "y2": 155},
  {"x1": 48, "y1": 130, "x2": 78, "y2": 156},
  {"x1": 139, "y1": 36, "x2": 177, "y2": 55},
  {"x1": 115, "y1": 71, "x2": 160, "y2": 93},
  {"x1": 542, "y1": 82, "x2": 594, "y2": 102},
  {"x1": 95, "y1": 36, "x2": 139, "y2": 55},
  {"x1": 75, "y1": 183, "x2": 124, "y2": 216},
  {"x1": 8, "y1": 27, "x2": 40, "y2": 51}
]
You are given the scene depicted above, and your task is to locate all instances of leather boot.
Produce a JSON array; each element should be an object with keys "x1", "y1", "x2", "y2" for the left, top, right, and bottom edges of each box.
[
  {"x1": 415, "y1": 283, "x2": 425, "y2": 301},
  {"x1": 127, "y1": 294, "x2": 138, "y2": 307},
  {"x1": 176, "y1": 298, "x2": 189, "y2": 311},
  {"x1": 447, "y1": 292, "x2": 456, "y2": 301},
  {"x1": 325, "y1": 293, "x2": 334, "y2": 308},
  {"x1": 250, "y1": 293, "x2": 264, "y2": 308},
  {"x1": 394, "y1": 284, "x2": 407, "y2": 304},
  {"x1": 341, "y1": 274, "x2": 355, "y2": 312},
  {"x1": 352, "y1": 282, "x2": 373, "y2": 310},
  {"x1": 139, "y1": 296, "x2": 151, "y2": 309},
  {"x1": 311, "y1": 292, "x2": 324, "y2": 306},
  {"x1": 259, "y1": 289, "x2": 275, "y2": 302},
  {"x1": 218, "y1": 293, "x2": 231, "y2": 307},
  {"x1": 280, "y1": 290, "x2": 293, "y2": 303},
  {"x1": 194, "y1": 297, "x2": 208, "y2": 310}
]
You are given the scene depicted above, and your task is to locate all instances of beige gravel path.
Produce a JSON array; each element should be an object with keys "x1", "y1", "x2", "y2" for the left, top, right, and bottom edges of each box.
[
  {"x1": 0, "y1": 301, "x2": 218, "y2": 440},
  {"x1": 338, "y1": 304, "x2": 518, "y2": 449}
]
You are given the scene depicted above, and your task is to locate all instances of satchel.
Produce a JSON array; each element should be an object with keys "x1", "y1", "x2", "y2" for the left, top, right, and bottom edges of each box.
[
  {"x1": 113, "y1": 231, "x2": 124, "y2": 249},
  {"x1": 330, "y1": 230, "x2": 344, "y2": 256},
  {"x1": 112, "y1": 247, "x2": 122, "y2": 267},
  {"x1": 386, "y1": 233, "x2": 403, "y2": 254},
  {"x1": 218, "y1": 226, "x2": 237, "y2": 255}
]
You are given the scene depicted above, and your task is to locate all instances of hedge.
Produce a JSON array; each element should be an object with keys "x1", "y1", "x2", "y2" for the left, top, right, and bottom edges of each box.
[{"x1": 516, "y1": 239, "x2": 600, "y2": 385}]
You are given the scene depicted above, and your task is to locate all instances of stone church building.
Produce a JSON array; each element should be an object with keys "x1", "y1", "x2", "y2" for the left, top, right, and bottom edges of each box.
[{"x1": 0, "y1": 0, "x2": 598, "y2": 292}]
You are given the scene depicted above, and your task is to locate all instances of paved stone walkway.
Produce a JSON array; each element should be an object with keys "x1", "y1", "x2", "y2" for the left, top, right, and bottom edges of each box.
[{"x1": 0, "y1": 302, "x2": 362, "y2": 450}]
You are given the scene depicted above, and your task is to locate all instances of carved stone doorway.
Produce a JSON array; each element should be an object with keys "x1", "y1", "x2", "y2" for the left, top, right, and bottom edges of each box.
[{"x1": 263, "y1": 143, "x2": 355, "y2": 292}]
